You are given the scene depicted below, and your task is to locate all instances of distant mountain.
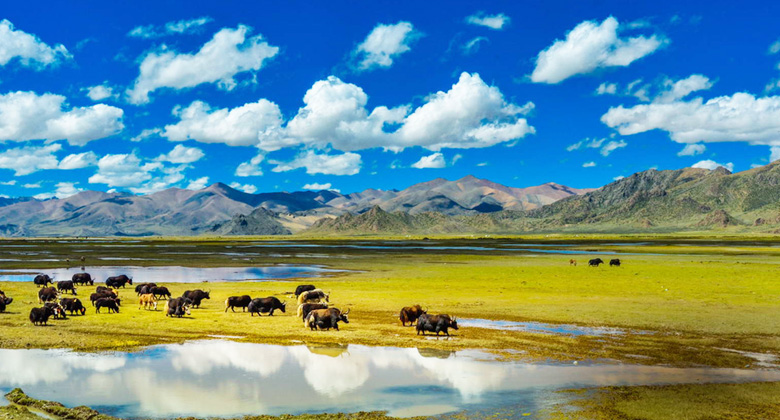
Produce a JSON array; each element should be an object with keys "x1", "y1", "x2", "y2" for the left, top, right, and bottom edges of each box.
[{"x1": 0, "y1": 176, "x2": 589, "y2": 236}]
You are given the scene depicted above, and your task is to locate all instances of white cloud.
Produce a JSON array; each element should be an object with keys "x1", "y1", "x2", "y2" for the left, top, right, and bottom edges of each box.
[
  {"x1": 582, "y1": 161, "x2": 596, "y2": 167},
  {"x1": 462, "y1": 37, "x2": 489, "y2": 55},
  {"x1": 130, "y1": 128, "x2": 162, "y2": 142},
  {"x1": 411, "y1": 152, "x2": 446, "y2": 169},
  {"x1": 451, "y1": 153, "x2": 463, "y2": 165},
  {"x1": 85, "y1": 84, "x2": 115, "y2": 101},
  {"x1": 88, "y1": 153, "x2": 157, "y2": 188},
  {"x1": 33, "y1": 182, "x2": 83, "y2": 200},
  {"x1": 127, "y1": 25, "x2": 279, "y2": 104},
  {"x1": 613, "y1": 175, "x2": 625, "y2": 181},
  {"x1": 0, "y1": 180, "x2": 16, "y2": 186},
  {"x1": 600, "y1": 139, "x2": 627, "y2": 156},
  {"x1": 229, "y1": 182, "x2": 257, "y2": 194},
  {"x1": 530, "y1": 16, "x2": 667, "y2": 84},
  {"x1": 602, "y1": 83, "x2": 780, "y2": 147},
  {"x1": 771, "y1": 146, "x2": 780, "y2": 162},
  {"x1": 128, "y1": 17, "x2": 213, "y2": 39},
  {"x1": 271, "y1": 150, "x2": 362, "y2": 175},
  {"x1": 596, "y1": 82, "x2": 618, "y2": 95},
  {"x1": 22, "y1": 183, "x2": 41, "y2": 188},
  {"x1": 465, "y1": 12, "x2": 510, "y2": 30},
  {"x1": 163, "y1": 99, "x2": 282, "y2": 146},
  {"x1": 654, "y1": 74, "x2": 713, "y2": 103},
  {"x1": 677, "y1": 143, "x2": 706, "y2": 156},
  {"x1": 58, "y1": 151, "x2": 98, "y2": 170},
  {"x1": 0, "y1": 143, "x2": 61, "y2": 175},
  {"x1": 353, "y1": 21, "x2": 420, "y2": 71},
  {"x1": 186, "y1": 176, "x2": 209, "y2": 190},
  {"x1": 0, "y1": 19, "x2": 71, "y2": 69},
  {"x1": 770, "y1": 39, "x2": 780, "y2": 55},
  {"x1": 0, "y1": 91, "x2": 124, "y2": 145},
  {"x1": 155, "y1": 144, "x2": 205, "y2": 164},
  {"x1": 303, "y1": 182, "x2": 333, "y2": 191},
  {"x1": 477, "y1": 162, "x2": 488, "y2": 167},
  {"x1": 235, "y1": 153, "x2": 264, "y2": 177},
  {"x1": 692, "y1": 159, "x2": 733, "y2": 172}
]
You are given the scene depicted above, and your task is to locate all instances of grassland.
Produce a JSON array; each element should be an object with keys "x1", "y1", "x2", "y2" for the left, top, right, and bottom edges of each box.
[{"x1": 0, "y1": 236, "x2": 778, "y2": 419}]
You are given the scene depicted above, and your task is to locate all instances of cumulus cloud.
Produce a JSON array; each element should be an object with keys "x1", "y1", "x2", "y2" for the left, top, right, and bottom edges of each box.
[
  {"x1": 88, "y1": 153, "x2": 158, "y2": 188},
  {"x1": 692, "y1": 159, "x2": 734, "y2": 172},
  {"x1": 0, "y1": 91, "x2": 124, "y2": 145},
  {"x1": 130, "y1": 128, "x2": 162, "y2": 142},
  {"x1": 530, "y1": 16, "x2": 667, "y2": 84},
  {"x1": 352, "y1": 21, "x2": 420, "y2": 71},
  {"x1": 33, "y1": 182, "x2": 83, "y2": 200},
  {"x1": 235, "y1": 153, "x2": 264, "y2": 177},
  {"x1": 128, "y1": 17, "x2": 213, "y2": 39},
  {"x1": 186, "y1": 176, "x2": 209, "y2": 190},
  {"x1": 567, "y1": 137, "x2": 625, "y2": 156},
  {"x1": 58, "y1": 151, "x2": 98, "y2": 169},
  {"x1": 465, "y1": 12, "x2": 510, "y2": 30},
  {"x1": 85, "y1": 84, "x2": 116, "y2": 101},
  {"x1": 677, "y1": 143, "x2": 706, "y2": 156},
  {"x1": 163, "y1": 99, "x2": 282, "y2": 146},
  {"x1": 303, "y1": 182, "x2": 334, "y2": 191},
  {"x1": 0, "y1": 143, "x2": 61, "y2": 175},
  {"x1": 271, "y1": 150, "x2": 361, "y2": 175},
  {"x1": 229, "y1": 182, "x2": 257, "y2": 194},
  {"x1": 602, "y1": 79, "x2": 780, "y2": 147},
  {"x1": 411, "y1": 152, "x2": 446, "y2": 169},
  {"x1": 0, "y1": 19, "x2": 71, "y2": 69},
  {"x1": 127, "y1": 25, "x2": 279, "y2": 104},
  {"x1": 0, "y1": 180, "x2": 16, "y2": 186},
  {"x1": 771, "y1": 147, "x2": 780, "y2": 163},
  {"x1": 596, "y1": 82, "x2": 618, "y2": 95},
  {"x1": 155, "y1": 144, "x2": 205, "y2": 164}
]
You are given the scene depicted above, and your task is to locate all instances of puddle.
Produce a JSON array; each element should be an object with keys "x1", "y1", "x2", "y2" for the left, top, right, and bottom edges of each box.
[
  {"x1": 460, "y1": 318, "x2": 639, "y2": 336},
  {"x1": 0, "y1": 265, "x2": 345, "y2": 283},
  {"x1": 717, "y1": 348, "x2": 780, "y2": 368},
  {"x1": 0, "y1": 341, "x2": 778, "y2": 419}
]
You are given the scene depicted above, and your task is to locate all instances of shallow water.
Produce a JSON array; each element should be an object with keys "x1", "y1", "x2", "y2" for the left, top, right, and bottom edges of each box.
[
  {"x1": 0, "y1": 265, "x2": 343, "y2": 283},
  {"x1": 0, "y1": 341, "x2": 778, "y2": 419},
  {"x1": 459, "y1": 318, "x2": 636, "y2": 336}
]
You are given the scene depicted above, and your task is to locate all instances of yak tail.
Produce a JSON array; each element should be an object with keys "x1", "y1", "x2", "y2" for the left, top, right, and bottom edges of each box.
[
  {"x1": 224, "y1": 298, "x2": 230, "y2": 312},
  {"x1": 296, "y1": 305, "x2": 303, "y2": 319},
  {"x1": 297, "y1": 293, "x2": 306, "y2": 305}
]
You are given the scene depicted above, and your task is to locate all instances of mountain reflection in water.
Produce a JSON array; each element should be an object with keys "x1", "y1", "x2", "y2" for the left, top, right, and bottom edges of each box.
[{"x1": 1, "y1": 340, "x2": 779, "y2": 418}]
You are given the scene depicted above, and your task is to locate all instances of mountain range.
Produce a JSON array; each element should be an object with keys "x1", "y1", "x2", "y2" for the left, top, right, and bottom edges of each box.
[{"x1": 0, "y1": 176, "x2": 591, "y2": 236}]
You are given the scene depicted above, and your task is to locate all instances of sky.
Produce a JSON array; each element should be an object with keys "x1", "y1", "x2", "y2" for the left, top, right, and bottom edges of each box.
[{"x1": 1, "y1": 0, "x2": 780, "y2": 199}]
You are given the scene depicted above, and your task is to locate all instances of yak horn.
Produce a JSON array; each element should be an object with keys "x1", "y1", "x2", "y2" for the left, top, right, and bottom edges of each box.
[{"x1": 343, "y1": 308, "x2": 350, "y2": 315}]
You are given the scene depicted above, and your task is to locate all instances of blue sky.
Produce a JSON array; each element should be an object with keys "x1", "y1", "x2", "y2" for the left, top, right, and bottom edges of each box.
[{"x1": 1, "y1": 0, "x2": 779, "y2": 199}]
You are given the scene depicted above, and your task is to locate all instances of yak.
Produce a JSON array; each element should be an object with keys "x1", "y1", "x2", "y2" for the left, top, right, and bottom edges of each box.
[
  {"x1": 151, "y1": 286, "x2": 171, "y2": 300},
  {"x1": 72, "y1": 273, "x2": 93, "y2": 286},
  {"x1": 139, "y1": 293, "x2": 158, "y2": 310},
  {"x1": 224, "y1": 295, "x2": 252, "y2": 312},
  {"x1": 588, "y1": 258, "x2": 604, "y2": 267},
  {"x1": 135, "y1": 283, "x2": 157, "y2": 295},
  {"x1": 610, "y1": 258, "x2": 621, "y2": 267},
  {"x1": 247, "y1": 297, "x2": 286, "y2": 316},
  {"x1": 0, "y1": 296, "x2": 13, "y2": 312},
  {"x1": 57, "y1": 280, "x2": 77, "y2": 295},
  {"x1": 164, "y1": 297, "x2": 191, "y2": 318},
  {"x1": 29, "y1": 306, "x2": 56, "y2": 326},
  {"x1": 297, "y1": 289, "x2": 329, "y2": 305},
  {"x1": 297, "y1": 303, "x2": 328, "y2": 321},
  {"x1": 33, "y1": 274, "x2": 54, "y2": 287},
  {"x1": 95, "y1": 298, "x2": 120, "y2": 314},
  {"x1": 106, "y1": 275, "x2": 133, "y2": 288},
  {"x1": 38, "y1": 287, "x2": 58, "y2": 303},
  {"x1": 90, "y1": 290, "x2": 118, "y2": 305},
  {"x1": 306, "y1": 308, "x2": 350, "y2": 331},
  {"x1": 399, "y1": 305, "x2": 426, "y2": 327},
  {"x1": 182, "y1": 290, "x2": 210, "y2": 308},
  {"x1": 60, "y1": 298, "x2": 86, "y2": 315},
  {"x1": 44, "y1": 302, "x2": 67, "y2": 319},
  {"x1": 294, "y1": 284, "x2": 316, "y2": 297},
  {"x1": 416, "y1": 314, "x2": 458, "y2": 337}
]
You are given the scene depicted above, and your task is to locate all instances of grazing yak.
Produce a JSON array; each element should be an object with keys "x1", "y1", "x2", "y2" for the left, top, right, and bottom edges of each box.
[
  {"x1": 569, "y1": 259, "x2": 577, "y2": 266},
  {"x1": 415, "y1": 314, "x2": 458, "y2": 337},
  {"x1": 297, "y1": 289, "x2": 329, "y2": 305},
  {"x1": 306, "y1": 308, "x2": 350, "y2": 331},
  {"x1": 60, "y1": 298, "x2": 86, "y2": 315},
  {"x1": 164, "y1": 297, "x2": 191, "y2": 318},
  {"x1": 610, "y1": 258, "x2": 621, "y2": 267},
  {"x1": 399, "y1": 305, "x2": 427, "y2": 327},
  {"x1": 294, "y1": 284, "x2": 316, "y2": 297},
  {"x1": 38, "y1": 287, "x2": 58, "y2": 303},
  {"x1": 72, "y1": 273, "x2": 94, "y2": 286},
  {"x1": 224, "y1": 295, "x2": 252, "y2": 312},
  {"x1": 588, "y1": 258, "x2": 604, "y2": 267},
  {"x1": 135, "y1": 283, "x2": 157, "y2": 295},
  {"x1": 297, "y1": 303, "x2": 328, "y2": 321},
  {"x1": 139, "y1": 293, "x2": 158, "y2": 310},
  {"x1": 182, "y1": 290, "x2": 210, "y2": 308},
  {"x1": 29, "y1": 306, "x2": 56, "y2": 326},
  {"x1": 33, "y1": 274, "x2": 54, "y2": 287},
  {"x1": 45, "y1": 302, "x2": 67, "y2": 319},
  {"x1": 150, "y1": 286, "x2": 171, "y2": 300},
  {"x1": 247, "y1": 297, "x2": 286, "y2": 316},
  {"x1": 57, "y1": 280, "x2": 77, "y2": 295},
  {"x1": 95, "y1": 298, "x2": 120, "y2": 313},
  {"x1": 106, "y1": 275, "x2": 133, "y2": 288},
  {"x1": 90, "y1": 289, "x2": 119, "y2": 306},
  {"x1": 0, "y1": 295, "x2": 13, "y2": 312}
]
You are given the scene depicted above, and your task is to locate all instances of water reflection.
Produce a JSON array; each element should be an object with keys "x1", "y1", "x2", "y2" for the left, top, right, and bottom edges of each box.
[
  {"x1": 459, "y1": 318, "x2": 638, "y2": 336},
  {"x1": 0, "y1": 265, "x2": 342, "y2": 283},
  {"x1": 0, "y1": 341, "x2": 778, "y2": 418}
]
